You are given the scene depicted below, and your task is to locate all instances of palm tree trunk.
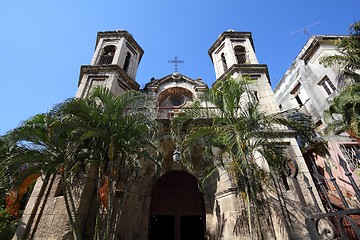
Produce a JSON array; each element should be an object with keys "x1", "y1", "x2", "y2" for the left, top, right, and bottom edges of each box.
[
  {"x1": 93, "y1": 164, "x2": 101, "y2": 240},
  {"x1": 116, "y1": 191, "x2": 125, "y2": 235},
  {"x1": 235, "y1": 133, "x2": 254, "y2": 239},
  {"x1": 61, "y1": 165, "x2": 82, "y2": 240},
  {"x1": 62, "y1": 179, "x2": 82, "y2": 240},
  {"x1": 111, "y1": 157, "x2": 129, "y2": 239},
  {"x1": 247, "y1": 163, "x2": 264, "y2": 239},
  {"x1": 105, "y1": 139, "x2": 115, "y2": 239},
  {"x1": 234, "y1": 131, "x2": 266, "y2": 239},
  {"x1": 244, "y1": 183, "x2": 253, "y2": 239},
  {"x1": 67, "y1": 183, "x2": 80, "y2": 230},
  {"x1": 105, "y1": 167, "x2": 114, "y2": 240}
]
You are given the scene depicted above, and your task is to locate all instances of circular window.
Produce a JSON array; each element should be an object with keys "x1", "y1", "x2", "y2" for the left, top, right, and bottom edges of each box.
[{"x1": 169, "y1": 94, "x2": 185, "y2": 107}]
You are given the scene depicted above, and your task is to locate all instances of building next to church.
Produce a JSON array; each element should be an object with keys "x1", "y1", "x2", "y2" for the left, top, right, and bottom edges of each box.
[
  {"x1": 274, "y1": 35, "x2": 360, "y2": 197},
  {"x1": 13, "y1": 30, "x2": 359, "y2": 240}
]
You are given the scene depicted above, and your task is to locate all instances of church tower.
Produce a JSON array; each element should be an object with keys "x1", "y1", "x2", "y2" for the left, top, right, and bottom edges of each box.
[
  {"x1": 207, "y1": 30, "x2": 324, "y2": 239},
  {"x1": 208, "y1": 30, "x2": 279, "y2": 113},
  {"x1": 75, "y1": 30, "x2": 143, "y2": 98}
]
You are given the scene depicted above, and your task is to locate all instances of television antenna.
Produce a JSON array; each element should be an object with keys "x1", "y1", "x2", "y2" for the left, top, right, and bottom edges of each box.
[{"x1": 290, "y1": 21, "x2": 321, "y2": 36}]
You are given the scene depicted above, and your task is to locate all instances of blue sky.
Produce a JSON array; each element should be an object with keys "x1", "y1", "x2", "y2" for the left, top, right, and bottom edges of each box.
[{"x1": 0, "y1": 0, "x2": 359, "y2": 135}]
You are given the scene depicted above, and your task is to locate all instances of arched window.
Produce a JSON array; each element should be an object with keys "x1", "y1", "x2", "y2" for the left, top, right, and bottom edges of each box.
[
  {"x1": 98, "y1": 45, "x2": 116, "y2": 65},
  {"x1": 234, "y1": 45, "x2": 246, "y2": 64},
  {"x1": 221, "y1": 53, "x2": 227, "y2": 71},
  {"x1": 123, "y1": 52, "x2": 131, "y2": 73}
]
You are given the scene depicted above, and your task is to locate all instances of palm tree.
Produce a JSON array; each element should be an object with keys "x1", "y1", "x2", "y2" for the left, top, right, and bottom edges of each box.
[
  {"x1": 324, "y1": 84, "x2": 360, "y2": 140},
  {"x1": 2, "y1": 106, "x2": 83, "y2": 239},
  {"x1": 321, "y1": 21, "x2": 360, "y2": 140},
  {"x1": 0, "y1": 137, "x2": 19, "y2": 240},
  {"x1": 320, "y1": 21, "x2": 360, "y2": 84},
  {"x1": 2, "y1": 86, "x2": 161, "y2": 239},
  {"x1": 171, "y1": 76, "x2": 316, "y2": 239},
  {"x1": 62, "y1": 86, "x2": 161, "y2": 239}
]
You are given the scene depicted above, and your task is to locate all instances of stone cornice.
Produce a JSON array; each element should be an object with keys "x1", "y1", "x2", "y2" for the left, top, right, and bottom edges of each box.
[
  {"x1": 96, "y1": 30, "x2": 144, "y2": 62},
  {"x1": 275, "y1": 35, "x2": 345, "y2": 92},
  {"x1": 78, "y1": 65, "x2": 140, "y2": 90},
  {"x1": 208, "y1": 31, "x2": 254, "y2": 60},
  {"x1": 212, "y1": 64, "x2": 270, "y2": 87},
  {"x1": 143, "y1": 73, "x2": 208, "y2": 93},
  {"x1": 300, "y1": 35, "x2": 343, "y2": 63}
]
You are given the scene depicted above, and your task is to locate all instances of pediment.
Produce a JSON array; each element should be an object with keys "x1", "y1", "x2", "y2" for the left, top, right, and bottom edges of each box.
[
  {"x1": 143, "y1": 73, "x2": 208, "y2": 116},
  {"x1": 143, "y1": 72, "x2": 208, "y2": 94}
]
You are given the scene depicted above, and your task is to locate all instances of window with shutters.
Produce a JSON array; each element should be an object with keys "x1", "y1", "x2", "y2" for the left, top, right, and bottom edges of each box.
[{"x1": 318, "y1": 76, "x2": 336, "y2": 95}]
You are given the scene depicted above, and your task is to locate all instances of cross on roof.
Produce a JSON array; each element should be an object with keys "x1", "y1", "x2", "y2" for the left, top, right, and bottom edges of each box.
[{"x1": 168, "y1": 56, "x2": 184, "y2": 72}]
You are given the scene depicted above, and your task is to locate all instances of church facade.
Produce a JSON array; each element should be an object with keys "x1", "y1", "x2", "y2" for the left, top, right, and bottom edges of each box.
[{"x1": 14, "y1": 30, "x2": 323, "y2": 240}]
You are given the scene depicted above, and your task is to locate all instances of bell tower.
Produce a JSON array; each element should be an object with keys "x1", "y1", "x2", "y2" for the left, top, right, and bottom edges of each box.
[
  {"x1": 75, "y1": 30, "x2": 144, "y2": 98},
  {"x1": 208, "y1": 30, "x2": 278, "y2": 113}
]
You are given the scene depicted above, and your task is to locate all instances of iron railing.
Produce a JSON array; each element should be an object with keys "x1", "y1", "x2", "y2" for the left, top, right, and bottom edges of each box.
[
  {"x1": 157, "y1": 107, "x2": 180, "y2": 119},
  {"x1": 340, "y1": 144, "x2": 360, "y2": 171},
  {"x1": 98, "y1": 55, "x2": 114, "y2": 65},
  {"x1": 236, "y1": 54, "x2": 246, "y2": 64},
  {"x1": 284, "y1": 154, "x2": 360, "y2": 239},
  {"x1": 155, "y1": 107, "x2": 219, "y2": 120}
]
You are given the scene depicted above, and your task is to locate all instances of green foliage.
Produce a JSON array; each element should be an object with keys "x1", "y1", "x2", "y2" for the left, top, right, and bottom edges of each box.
[
  {"x1": 0, "y1": 138, "x2": 10, "y2": 204},
  {"x1": 0, "y1": 205, "x2": 18, "y2": 240},
  {"x1": 171, "y1": 75, "x2": 317, "y2": 239},
  {"x1": 0, "y1": 106, "x2": 84, "y2": 238},
  {"x1": 324, "y1": 84, "x2": 360, "y2": 139},
  {"x1": 172, "y1": 76, "x2": 317, "y2": 175},
  {"x1": 4, "y1": 111, "x2": 74, "y2": 187},
  {"x1": 0, "y1": 138, "x2": 19, "y2": 240},
  {"x1": 321, "y1": 21, "x2": 360, "y2": 139},
  {"x1": 62, "y1": 86, "x2": 161, "y2": 182},
  {"x1": 1, "y1": 86, "x2": 161, "y2": 239},
  {"x1": 60, "y1": 86, "x2": 161, "y2": 239},
  {"x1": 320, "y1": 20, "x2": 360, "y2": 84}
]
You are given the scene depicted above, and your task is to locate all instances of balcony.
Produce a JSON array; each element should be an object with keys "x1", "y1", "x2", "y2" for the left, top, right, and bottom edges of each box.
[
  {"x1": 157, "y1": 107, "x2": 182, "y2": 119},
  {"x1": 156, "y1": 106, "x2": 220, "y2": 120},
  {"x1": 98, "y1": 55, "x2": 114, "y2": 65},
  {"x1": 236, "y1": 54, "x2": 246, "y2": 64}
]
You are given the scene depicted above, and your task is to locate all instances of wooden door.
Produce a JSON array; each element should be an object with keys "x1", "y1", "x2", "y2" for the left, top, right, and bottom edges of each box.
[{"x1": 149, "y1": 171, "x2": 205, "y2": 240}]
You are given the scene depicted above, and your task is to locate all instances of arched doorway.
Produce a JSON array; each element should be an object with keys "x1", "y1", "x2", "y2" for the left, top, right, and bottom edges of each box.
[{"x1": 149, "y1": 171, "x2": 205, "y2": 240}]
